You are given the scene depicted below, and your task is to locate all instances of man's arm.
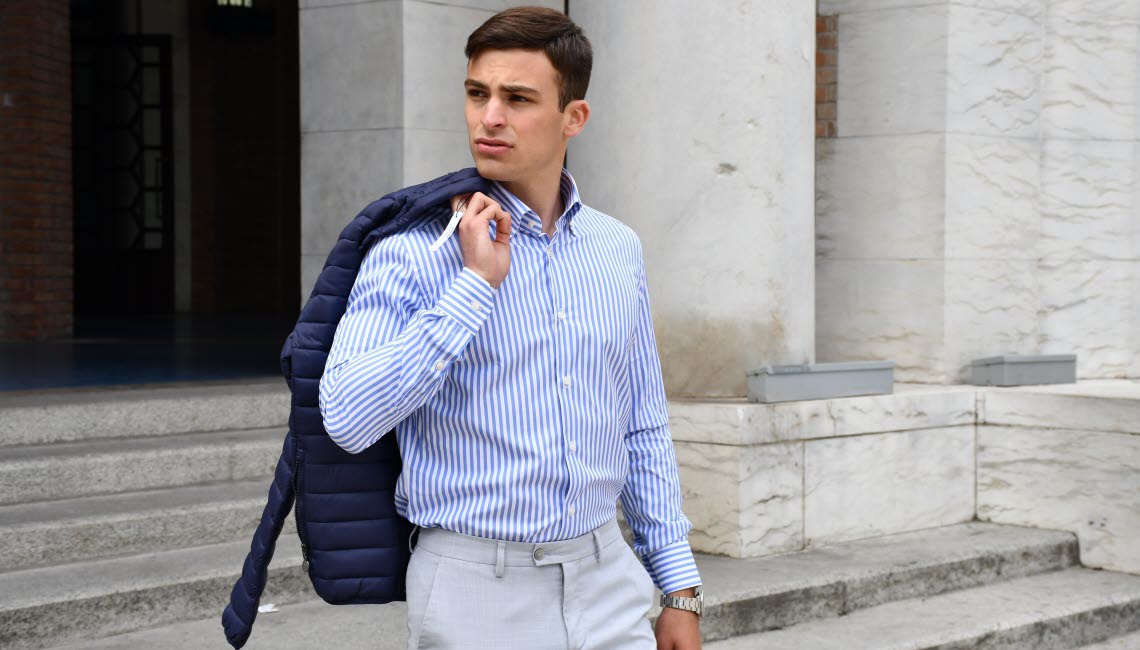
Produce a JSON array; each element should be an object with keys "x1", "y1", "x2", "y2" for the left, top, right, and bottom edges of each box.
[
  {"x1": 617, "y1": 249, "x2": 702, "y2": 596},
  {"x1": 319, "y1": 233, "x2": 495, "y2": 453}
]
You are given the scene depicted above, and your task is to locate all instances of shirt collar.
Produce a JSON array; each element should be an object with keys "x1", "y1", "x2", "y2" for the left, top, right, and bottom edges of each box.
[{"x1": 486, "y1": 168, "x2": 585, "y2": 239}]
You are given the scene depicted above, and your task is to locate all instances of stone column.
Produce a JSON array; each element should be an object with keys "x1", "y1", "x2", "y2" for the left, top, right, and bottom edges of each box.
[
  {"x1": 816, "y1": 0, "x2": 1140, "y2": 383},
  {"x1": 298, "y1": 0, "x2": 561, "y2": 302},
  {"x1": 567, "y1": 0, "x2": 818, "y2": 398}
]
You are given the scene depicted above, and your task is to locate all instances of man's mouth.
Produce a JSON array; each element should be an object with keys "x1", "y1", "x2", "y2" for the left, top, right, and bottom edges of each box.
[{"x1": 475, "y1": 138, "x2": 512, "y2": 155}]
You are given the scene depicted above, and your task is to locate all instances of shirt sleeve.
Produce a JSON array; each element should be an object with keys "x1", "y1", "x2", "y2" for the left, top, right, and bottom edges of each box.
[
  {"x1": 618, "y1": 249, "x2": 702, "y2": 595},
  {"x1": 319, "y1": 233, "x2": 496, "y2": 454}
]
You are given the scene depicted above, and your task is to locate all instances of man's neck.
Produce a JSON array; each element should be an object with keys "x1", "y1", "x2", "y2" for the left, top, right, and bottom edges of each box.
[{"x1": 499, "y1": 166, "x2": 565, "y2": 233}]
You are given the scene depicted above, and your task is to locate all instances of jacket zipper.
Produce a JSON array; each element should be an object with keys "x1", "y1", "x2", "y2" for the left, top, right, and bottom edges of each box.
[{"x1": 293, "y1": 445, "x2": 311, "y2": 573}]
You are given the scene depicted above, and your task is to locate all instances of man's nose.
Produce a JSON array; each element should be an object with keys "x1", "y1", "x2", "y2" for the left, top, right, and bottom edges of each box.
[{"x1": 482, "y1": 98, "x2": 506, "y2": 129}]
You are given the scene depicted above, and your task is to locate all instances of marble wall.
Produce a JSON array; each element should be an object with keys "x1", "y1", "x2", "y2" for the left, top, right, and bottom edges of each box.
[
  {"x1": 816, "y1": 0, "x2": 1140, "y2": 383},
  {"x1": 568, "y1": 0, "x2": 817, "y2": 398},
  {"x1": 670, "y1": 385, "x2": 978, "y2": 558},
  {"x1": 673, "y1": 380, "x2": 1139, "y2": 575},
  {"x1": 977, "y1": 381, "x2": 1140, "y2": 574},
  {"x1": 297, "y1": 0, "x2": 561, "y2": 301}
]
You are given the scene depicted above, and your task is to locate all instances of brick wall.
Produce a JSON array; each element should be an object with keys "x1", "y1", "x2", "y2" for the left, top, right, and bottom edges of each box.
[
  {"x1": 816, "y1": 13, "x2": 837, "y2": 138},
  {"x1": 0, "y1": 0, "x2": 73, "y2": 340}
]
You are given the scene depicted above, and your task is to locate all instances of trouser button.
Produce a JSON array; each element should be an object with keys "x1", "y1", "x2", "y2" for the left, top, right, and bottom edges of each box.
[{"x1": 533, "y1": 547, "x2": 545, "y2": 561}]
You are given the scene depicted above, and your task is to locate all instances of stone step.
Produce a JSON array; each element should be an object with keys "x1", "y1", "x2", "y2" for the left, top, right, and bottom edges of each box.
[
  {"x1": 1078, "y1": 628, "x2": 1140, "y2": 649},
  {"x1": 0, "y1": 379, "x2": 289, "y2": 447},
  {"x1": 0, "y1": 478, "x2": 292, "y2": 571},
  {"x1": 704, "y1": 567, "x2": 1140, "y2": 649},
  {"x1": 27, "y1": 521, "x2": 1085, "y2": 649},
  {"x1": 0, "y1": 428, "x2": 285, "y2": 506},
  {"x1": 683, "y1": 521, "x2": 1080, "y2": 642},
  {"x1": 0, "y1": 539, "x2": 309, "y2": 650}
]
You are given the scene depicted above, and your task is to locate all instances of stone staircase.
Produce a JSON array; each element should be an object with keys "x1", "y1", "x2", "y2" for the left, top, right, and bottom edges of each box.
[
  {"x1": 0, "y1": 380, "x2": 314, "y2": 650},
  {"x1": 1, "y1": 381, "x2": 1138, "y2": 649}
]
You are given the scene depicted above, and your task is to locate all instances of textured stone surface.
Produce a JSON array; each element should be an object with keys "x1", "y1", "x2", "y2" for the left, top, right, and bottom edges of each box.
[
  {"x1": 0, "y1": 540, "x2": 309, "y2": 650},
  {"x1": 978, "y1": 424, "x2": 1140, "y2": 574},
  {"x1": 570, "y1": 0, "x2": 816, "y2": 398},
  {"x1": 674, "y1": 440, "x2": 802, "y2": 557},
  {"x1": 0, "y1": 428, "x2": 282, "y2": 506},
  {"x1": 816, "y1": 0, "x2": 1140, "y2": 382},
  {"x1": 980, "y1": 380, "x2": 1140, "y2": 433},
  {"x1": 38, "y1": 522, "x2": 1085, "y2": 649},
  {"x1": 803, "y1": 426, "x2": 975, "y2": 545},
  {"x1": 0, "y1": 380, "x2": 288, "y2": 447},
  {"x1": 706, "y1": 567, "x2": 1140, "y2": 649},
  {"x1": 668, "y1": 386, "x2": 976, "y2": 446},
  {"x1": 0, "y1": 479, "x2": 289, "y2": 570}
]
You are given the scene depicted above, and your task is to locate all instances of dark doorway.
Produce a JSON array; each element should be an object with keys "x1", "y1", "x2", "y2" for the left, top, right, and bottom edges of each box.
[{"x1": 71, "y1": 16, "x2": 175, "y2": 315}]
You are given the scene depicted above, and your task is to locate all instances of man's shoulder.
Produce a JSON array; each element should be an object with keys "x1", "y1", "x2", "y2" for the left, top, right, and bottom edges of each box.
[{"x1": 577, "y1": 203, "x2": 643, "y2": 252}]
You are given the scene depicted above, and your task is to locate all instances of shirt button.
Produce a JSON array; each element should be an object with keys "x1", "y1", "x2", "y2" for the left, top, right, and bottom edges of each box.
[
  {"x1": 435, "y1": 360, "x2": 445, "y2": 371},
  {"x1": 568, "y1": 440, "x2": 577, "y2": 452},
  {"x1": 568, "y1": 504, "x2": 576, "y2": 516},
  {"x1": 557, "y1": 310, "x2": 566, "y2": 320},
  {"x1": 562, "y1": 375, "x2": 570, "y2": 387},
  {"x1": 470, "y1": 301, "x2": 482, "y2": 311},
  {"x1": 546, "y1": 247, "x2": 553, "y2": 257},
  {"x1": 533, "y1": 547, "x2": 545, "y2": 561}
]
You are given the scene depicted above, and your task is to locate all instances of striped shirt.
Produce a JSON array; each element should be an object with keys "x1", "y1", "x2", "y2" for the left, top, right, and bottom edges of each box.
[{"x1": 319, "y1": 168, "x2": 701, "y2": 595}]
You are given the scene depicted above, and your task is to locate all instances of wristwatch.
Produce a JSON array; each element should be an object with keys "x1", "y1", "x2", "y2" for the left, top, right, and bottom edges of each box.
[{"x1": 660, "y1": 586, "x2": 703, "y2": 618}]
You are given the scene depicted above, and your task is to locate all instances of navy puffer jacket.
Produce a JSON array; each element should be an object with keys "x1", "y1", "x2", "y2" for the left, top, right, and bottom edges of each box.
[{"x1": 221, "y1": 168, "x2": 493, "y2": 649}]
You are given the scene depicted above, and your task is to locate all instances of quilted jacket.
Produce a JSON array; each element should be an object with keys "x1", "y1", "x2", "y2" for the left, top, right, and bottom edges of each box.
[{"x1": 221, "y1": 168, "x2": 493, "y2": 649}]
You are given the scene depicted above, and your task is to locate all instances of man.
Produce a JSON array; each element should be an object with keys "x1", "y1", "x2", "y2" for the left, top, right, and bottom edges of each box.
[{"x1": 319, "y1": 6, "x2": 702, "y2": 649}]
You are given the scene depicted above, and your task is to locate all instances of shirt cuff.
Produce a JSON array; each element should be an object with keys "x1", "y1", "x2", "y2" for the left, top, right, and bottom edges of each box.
[
  {"x1": 435, "y1": 267, "x2": 496, "y2": 334},
  {"x1": 639, "y1": 538, "x2": 702, "y2": 595}
]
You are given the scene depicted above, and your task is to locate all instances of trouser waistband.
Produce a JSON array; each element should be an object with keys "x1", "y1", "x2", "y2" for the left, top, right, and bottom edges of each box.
[{"x1": 412, "y1": 517, "x2": 623, "y2": 578}]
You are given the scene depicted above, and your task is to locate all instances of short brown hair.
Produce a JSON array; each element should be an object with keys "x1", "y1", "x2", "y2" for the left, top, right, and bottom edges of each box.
[{"x1": 465, "y1": 6, "x2": 592, "y2": 111}]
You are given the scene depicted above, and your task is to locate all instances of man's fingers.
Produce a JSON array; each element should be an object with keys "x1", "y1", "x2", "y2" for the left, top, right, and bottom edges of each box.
[{"x1": 491, "y1": 208, "x2": 512, "y2": 244}]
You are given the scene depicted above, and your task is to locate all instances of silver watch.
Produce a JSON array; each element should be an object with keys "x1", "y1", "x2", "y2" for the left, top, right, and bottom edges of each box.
[{"x1": 659, "y1": 585, "x2": 703, "y2": 618}]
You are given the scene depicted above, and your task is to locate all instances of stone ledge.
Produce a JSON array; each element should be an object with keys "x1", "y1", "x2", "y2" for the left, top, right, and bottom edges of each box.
[
  {"x1": 668, "y1": 383, "x2": 977, "y2": 446},
  {"x1": 0, "y1": 379, "x2": 289, "y2": 447}
]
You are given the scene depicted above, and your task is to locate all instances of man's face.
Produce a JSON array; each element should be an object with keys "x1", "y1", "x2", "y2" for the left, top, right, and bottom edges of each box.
[{"x1": 464, "y1": 48, "x2": 577, "y2": 183}]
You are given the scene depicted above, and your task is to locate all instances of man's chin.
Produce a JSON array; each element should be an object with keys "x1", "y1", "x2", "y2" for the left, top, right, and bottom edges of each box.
[{"x1": 472, "y1": 158, "x2": 513, "y2": 182}]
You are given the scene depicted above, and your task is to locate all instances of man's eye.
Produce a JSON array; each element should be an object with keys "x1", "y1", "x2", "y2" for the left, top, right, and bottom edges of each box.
[
  {"x1": 510, "y1": 95, "x2": 528, "y2": 102},
  {"x1": 467, "y1": 89, "x2": 486, "y2": 98}
]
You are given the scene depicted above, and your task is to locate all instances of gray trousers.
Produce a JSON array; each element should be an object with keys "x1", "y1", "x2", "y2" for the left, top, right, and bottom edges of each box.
[{"x1": 405, "y1": 517, "x2": 657, "y2": 649}]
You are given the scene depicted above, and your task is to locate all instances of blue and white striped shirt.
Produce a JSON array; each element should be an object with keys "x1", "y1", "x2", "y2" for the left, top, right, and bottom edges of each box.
[{"x1": 319, "y1": 169, "x2": 701, "y2": 595}]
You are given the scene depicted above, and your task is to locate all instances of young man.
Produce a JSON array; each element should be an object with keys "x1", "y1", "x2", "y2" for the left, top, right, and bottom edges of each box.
[{"x1": 319, "y1": 7, "x2": 702, "y2": 649}]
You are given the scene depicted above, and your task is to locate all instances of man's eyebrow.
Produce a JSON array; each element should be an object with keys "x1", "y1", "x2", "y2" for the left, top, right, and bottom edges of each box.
[
  {"x1": 463, "y1": 79, "x2": 540, "y2": 95},
  {"x1": 501, "y1": 84, "x2": 540, "y2": 95}
]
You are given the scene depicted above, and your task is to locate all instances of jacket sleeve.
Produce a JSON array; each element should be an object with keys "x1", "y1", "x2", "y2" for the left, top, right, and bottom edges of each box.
[
  {"x1": 319, "y1": 233, "x2": 496, "y2": 453},
  {"x1": 618, "y1": 249, "x2": 703, "y2": 595}
]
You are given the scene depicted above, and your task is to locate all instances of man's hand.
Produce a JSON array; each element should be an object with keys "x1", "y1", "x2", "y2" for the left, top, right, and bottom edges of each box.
[
  {"x1": 451, "y1": 192, "x2": 511, "y2": 289},
  {"x1": 655, "y1": 588, "x2": 701, "y2": 650}
]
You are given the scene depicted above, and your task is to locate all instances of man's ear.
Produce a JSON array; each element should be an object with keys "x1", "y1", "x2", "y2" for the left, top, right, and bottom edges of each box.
[{"x1": 563, "y1": 99, "x2": 590, "y2": 138}]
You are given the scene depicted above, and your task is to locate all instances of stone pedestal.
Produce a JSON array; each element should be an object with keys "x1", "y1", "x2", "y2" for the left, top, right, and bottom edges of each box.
[
  {"x1": 297, "y1": 0, "x2": 561, "y2": 302},
  {"x1": 669, "y1": 387, "x2": 977, "y2": 558},
  {"x1": 568, "y1": 0, "x2": 818, "y2": 398},
  {"x1": 816, "y1": 0, "x2": 1140, "y2": 383}
]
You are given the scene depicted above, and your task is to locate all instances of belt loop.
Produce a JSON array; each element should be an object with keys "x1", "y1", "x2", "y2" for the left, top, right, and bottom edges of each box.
[
  {"x1": 408, "y1": 524, "x2": 421, "y2": 554},
  {"x1": 592, "y1": 529, "x2": 602, "y2": 563},
  {"x1": 494, "y1": 541, "x2": 506, "y2": 578}
]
